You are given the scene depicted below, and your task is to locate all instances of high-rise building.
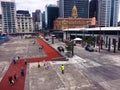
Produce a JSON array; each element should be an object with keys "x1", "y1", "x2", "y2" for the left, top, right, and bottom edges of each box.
[
  {"x1": 45, "y1": 5, "x2": 59, "y2": 29},
  {"x1": 89, "y1": 0, "x2": 98, "y2": 20},
  {"x1": 0, "y1": 15, "x2": 2, "y2": 32},
  {"x1": 16, "y1": 10, "x2": 34, "y2": 33},
  {"x1": 32, "y1": 10, "x2": 42, "y2": 32},
  {"x1": 42, "y1": 11, "x2": 45, "y2": 29},
  {"x1": 59, "y1": 0, "x2": 89, "y2": 18},
  {"x1": 98, "y1": 0, "x2": 119, "y2": 27},
  {"x1": 1, "y1": 0, "x2": 16, "y2": 34}
]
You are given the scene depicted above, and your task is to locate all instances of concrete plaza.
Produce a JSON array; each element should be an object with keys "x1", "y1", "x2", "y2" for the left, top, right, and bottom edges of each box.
[{"x1": 0, "y1": 36, "x2": 120, "y2": 90}]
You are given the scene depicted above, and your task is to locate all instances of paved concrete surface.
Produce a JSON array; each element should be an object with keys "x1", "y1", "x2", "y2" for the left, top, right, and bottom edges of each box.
[
  {"x1": 1, "y1": 36, "x2": 120, "y2": 90},
  {"x1": 0, "y1": 37, "x2": 46, "y2": 82}
]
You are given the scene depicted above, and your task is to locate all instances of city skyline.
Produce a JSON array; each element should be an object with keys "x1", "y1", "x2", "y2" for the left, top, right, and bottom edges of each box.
[
  {"x1": 16, "y1": 0, "x2": 120, "y2": 21},
  {"x1": 0, "y1": 0, "x2": 120, "y2": 21}
]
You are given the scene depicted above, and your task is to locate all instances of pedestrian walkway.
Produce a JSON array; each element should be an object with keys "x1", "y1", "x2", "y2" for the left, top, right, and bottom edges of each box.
[{"x1": 0, "y1": 38, "x2": 63, "y2": 90}]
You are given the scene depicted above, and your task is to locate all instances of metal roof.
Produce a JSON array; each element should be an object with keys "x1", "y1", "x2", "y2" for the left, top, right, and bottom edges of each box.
[{"x1": 63, "y1": 27, "x2": 120, "y2": 31}]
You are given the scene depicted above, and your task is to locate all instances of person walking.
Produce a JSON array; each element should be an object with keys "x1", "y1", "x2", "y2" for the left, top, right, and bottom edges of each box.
[
  {"x1": 44, "y1": 61, "x2": 49, "y2": 70},
  {"x1": 24, "y1": 59, "x2": 27, "y2": 65},
  {"x1": 8, "y1": 75, "x2": 14, "y2": 85},
  {"x1": 14, "y1": 73, "x2": 18, "y2": 81},
  {"x1": 38, "y1": 62, "x2": 40, "y2": 68},
  {"x1": 20, "y1": 67, "x2": 24, "y2": 76},
  {"x1": 61, "y1": 64, "x2": 65, "y2": 74},
  {"x1": 18, "y1": 56, "x2": 20, "y2": 60},
  {"x1": 13, "y1": 57, "x2": 16, "y2": 64}
]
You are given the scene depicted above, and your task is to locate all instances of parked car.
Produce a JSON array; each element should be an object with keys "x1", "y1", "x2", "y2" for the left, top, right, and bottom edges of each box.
[
  {"x1": 57, "y1": 46, "x2": 64, "y2": 52},
  {"x1": 85, "y1": 45, "x2": 94, "y2": 52}
]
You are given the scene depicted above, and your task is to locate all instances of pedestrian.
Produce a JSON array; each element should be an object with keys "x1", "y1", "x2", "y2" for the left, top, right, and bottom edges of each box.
[
  {"x1": 20, "y1": 67, "x2": 24, "y2": 76},
  {"x1": 24, "y1": 59, "x2": 27, "y2": 65},
  {"x1": 14, "y1": 73, "x2": 18, "y2": 81},
  {"x1": 8, "y1": 75, "x2": 14, "y2": 85},
  {"x1": 43, "y1": 60, "x2": 45, "y2": 66},
  {"x1": 38, "y1": 62, "x2": 40, "y2": 68},
  {"x1": 13, "y1": 57, "x2": 16, "y2": 64},
  {"x1": 61, "y1": 64, "x2": 65, "y2": 74},
  {"x1": 45, "y1": 61, "x2": 49, "y2": 70},
  {"x1": 33, "y1": 41, "x2": 35, "y2": 45},
  {"x1": 18, "y1": 56, "x2": 20, "y2": 60}
]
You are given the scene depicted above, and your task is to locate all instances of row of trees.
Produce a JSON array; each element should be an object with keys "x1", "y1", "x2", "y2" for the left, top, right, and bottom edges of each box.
[{"x1": 65, "y1": 36, "x2": 100, "y2": 56}]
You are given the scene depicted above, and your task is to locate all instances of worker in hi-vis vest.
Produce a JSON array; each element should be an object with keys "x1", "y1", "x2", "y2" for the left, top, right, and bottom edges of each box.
[{"x1": 61, "y1": 64, "x2": 65, "y2": 74}]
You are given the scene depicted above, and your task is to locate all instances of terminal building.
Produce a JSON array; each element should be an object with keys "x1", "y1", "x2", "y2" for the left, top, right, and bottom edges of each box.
[{"x1": 63, "y1": 27, "x2": 120, "y2": 52}]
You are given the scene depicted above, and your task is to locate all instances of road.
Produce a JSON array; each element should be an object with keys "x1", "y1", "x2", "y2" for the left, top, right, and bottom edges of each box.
[{"x1": 50, "y1": 36, "x2": 120, "y2": 90}]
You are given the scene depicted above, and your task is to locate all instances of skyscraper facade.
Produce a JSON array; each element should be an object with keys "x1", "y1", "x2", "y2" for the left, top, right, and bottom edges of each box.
[
  {"x1": 32, "y1": 10, "x2": 42, "y2": 32},
  {"x1": 0, "y1": 15, "x2": 2, "y2": 32},
  {"x1": 59, "y1": 0, "x2": 89, "y2": 18},
  {"x1": 1, "y1": 0, "x2": 16, "y2": 34},
  {"x1": 98, "y1": 0, "x2": 119, "y2": 27},
  {"x1": 110, "y1": 0, "x2": 119, "y2": 26},
  {"x1": 89, "y1": 0, "x2": 98, "y2": 20},
  {"x1": 42, "y1": 11, "x2": 45, "y2": 29},
  {"x1": 45, "y1": 5, "x2": 59, "y2": 29}
]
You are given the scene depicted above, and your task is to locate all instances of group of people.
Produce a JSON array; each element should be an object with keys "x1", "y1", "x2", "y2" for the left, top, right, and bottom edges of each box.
[
  {"x1": 13, "y1": 56, "x2": 27, "y2": 65},
  {"x1": 39, "y1": 45, "x2": 44, "y2": 52},
  {"x1": 8, "y1": 56, "x2": 26, "y2": 86},
  {"x1": 12, "y1": 56, "x2": 20, "y2": 64},
  {"x1": 8, "y1": 73, "x2": 18, "y2": 85},
  {"x1": 38, "y1": 60, "x2": 49, "y2": 70},
  {"x1": 8, "y1": 67, "x2": 25, "y2": 86},
  {"x1": 38, "y1": 60, "x2": 65, "y2": 74}
]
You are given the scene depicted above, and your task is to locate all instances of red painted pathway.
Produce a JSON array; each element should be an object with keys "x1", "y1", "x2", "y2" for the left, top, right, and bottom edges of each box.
[{"x1": 0, "y1": 38, "x2": 62, "y2": 90}]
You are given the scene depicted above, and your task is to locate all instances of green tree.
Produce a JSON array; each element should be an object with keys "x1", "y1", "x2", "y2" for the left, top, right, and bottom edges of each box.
[
  {"x1": 65, "y1": 40, "x2": 74, "y2": 56},
  {"x1": 65, "y1": 41, "x2": 73, "y2": 51}
]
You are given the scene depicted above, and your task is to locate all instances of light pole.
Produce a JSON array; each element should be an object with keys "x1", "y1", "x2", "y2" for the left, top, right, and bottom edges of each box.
[
  {"x1": 71, "y1": 40, "x2": 74, "y2": 56},
  {"x1": 99, "y1": 0, "x2": 102, "y2": 52},
  {"x1": 51, "y1": 35, "x2": 55, "y2": 44}
]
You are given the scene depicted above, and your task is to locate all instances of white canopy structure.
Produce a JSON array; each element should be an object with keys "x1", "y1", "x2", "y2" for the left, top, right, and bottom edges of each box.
[{"x1": 74, "y1": 38, "x2": 82, "y2": 41}]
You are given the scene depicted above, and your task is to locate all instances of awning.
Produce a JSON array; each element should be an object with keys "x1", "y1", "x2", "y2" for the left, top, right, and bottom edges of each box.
[{"x1": 74, "y1": 38, "x2": 82, "y2": 41}]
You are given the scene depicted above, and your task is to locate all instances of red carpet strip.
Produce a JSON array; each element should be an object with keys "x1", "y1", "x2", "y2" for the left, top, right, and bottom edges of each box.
[{"x1": 0, "y1": 38, "x2": 62, "y2": 90}]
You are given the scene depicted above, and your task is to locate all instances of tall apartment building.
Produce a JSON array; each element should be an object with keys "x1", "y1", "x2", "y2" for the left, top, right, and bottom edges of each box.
[
  {"x1": 59, "y1": 0, "x2": 89, "y2": 18},
  {"x1": 32, "y1": 10, "x2": 42, "y2": 32},
  {"x1": 16, "y1": 10, "x2": 34, "y2": 33},
  {"x1": 1, "y1": 0, "x2": 16, "y2": 34},
  {"x1": 98, "y1": 0, "x2": 119, "y2": 27}
]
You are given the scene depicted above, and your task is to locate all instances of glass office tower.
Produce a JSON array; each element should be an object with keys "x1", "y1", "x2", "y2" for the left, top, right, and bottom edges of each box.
[
  {"x1": 98, "y1": 0, "x2": 119, "y2": 27},
  {"x1": 59, "y1": 0, "x2": 89, "y2": 18}
]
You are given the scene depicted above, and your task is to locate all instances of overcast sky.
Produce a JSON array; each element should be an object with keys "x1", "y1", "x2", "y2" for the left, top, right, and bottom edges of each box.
[
  {"x1": 16, "y1": 0, "x2": 57, "y2": 13},
  {"x1": 0, "y1": 0, "x2": 120, "y2": 21}
]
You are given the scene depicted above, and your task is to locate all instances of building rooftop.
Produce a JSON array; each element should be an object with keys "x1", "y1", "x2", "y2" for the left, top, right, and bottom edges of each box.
[
  {"x1": 63, "y1": 27, "x2": 120, "y2": 31},
  {"x1": 16, "y1": 10, "x2": 30, "y2": 16}
]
